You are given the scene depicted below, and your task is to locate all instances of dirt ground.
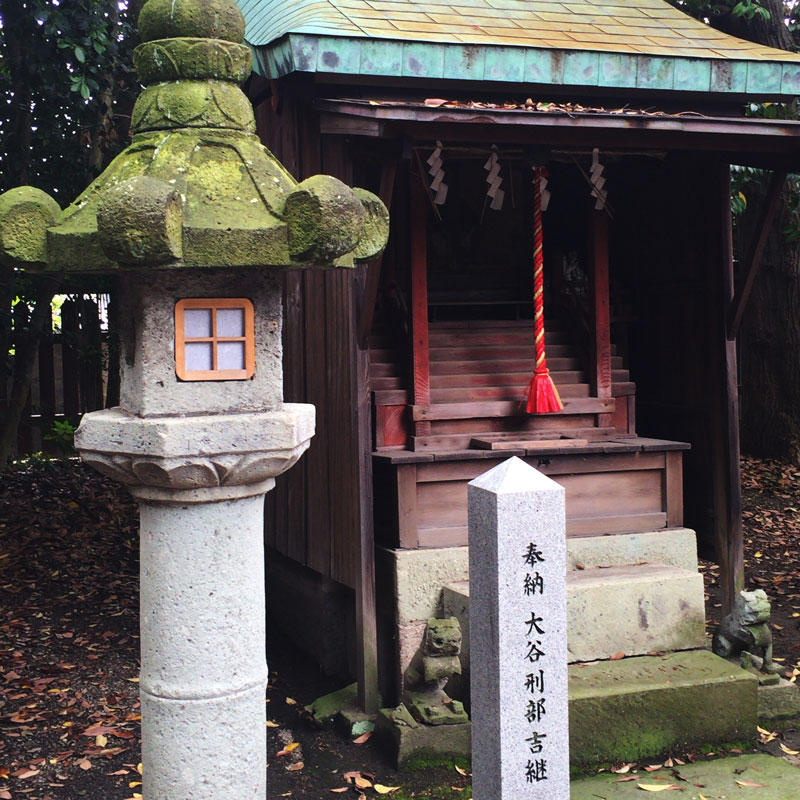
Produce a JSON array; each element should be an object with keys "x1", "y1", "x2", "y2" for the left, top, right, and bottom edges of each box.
[{"x1": 1, "y1": 455, "x2": 799, "y2": 799}]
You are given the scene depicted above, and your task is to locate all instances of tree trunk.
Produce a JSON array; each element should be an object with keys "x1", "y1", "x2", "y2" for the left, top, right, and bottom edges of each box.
[
  {"x1": 712, "y1": 0, "x2": 794, "y2": 50},
  {"x1": 0, "y1": 277, "x2": 60, "y2": 471}
]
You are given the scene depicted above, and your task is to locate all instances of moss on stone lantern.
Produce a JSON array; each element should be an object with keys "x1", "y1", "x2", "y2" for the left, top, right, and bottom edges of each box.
[
  {"x1": 0, "y1": 0, "x2": 388, "y2": 274},
  {"x1": 0, "y1": 4, "x2": 389, "y2": 799}
]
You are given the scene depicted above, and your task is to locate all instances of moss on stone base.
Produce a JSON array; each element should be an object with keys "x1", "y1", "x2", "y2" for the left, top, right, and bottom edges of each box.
[{"x1": 569, "y1": 651, "x2": 758, "y2": 769}]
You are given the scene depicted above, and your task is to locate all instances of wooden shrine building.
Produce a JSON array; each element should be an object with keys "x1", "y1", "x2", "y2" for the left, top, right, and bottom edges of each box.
[{"x1": 237, "y1": 0, "x2": 800, "y2": 709}]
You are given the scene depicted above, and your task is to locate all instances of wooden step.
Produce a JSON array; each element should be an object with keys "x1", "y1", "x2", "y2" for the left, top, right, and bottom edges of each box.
[
  {"x1": 372, "y1": 376, "x2": 406, "y2": 390},
  {"x1": 429, "y1": 344, "x2": 575, "y2": 361},
  {"x1": 370, "y1": 363, "x2": 403, "y2": 378},
  {"x1": 430, "y1": 383, "x2": 591, "y2": 402},
  {"x1": 412, "y1": 397, "x2": 615, "y2": 422},
  {"x1": 428, "y1": 329, "x2": 570, "y2": 346},
  {"x1": 430, "y1": 370, "x2": 587, "y2": 387},
  {"x1": 411, "y1": 426, "x2": 620, "y2": 451},
  {"x1": 430, "y1": 357, "x2": 581, "y2": 374},
  {"x1": 370, "y1": 348, "x2": 404, "y2": 363},
  {"x1": 429, "y1": 319, "x2": 559, "y2": 330}
]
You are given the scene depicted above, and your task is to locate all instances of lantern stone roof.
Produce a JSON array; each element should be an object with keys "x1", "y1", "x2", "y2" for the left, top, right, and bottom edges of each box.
[
  {"x1": 0, "y1": 0, "x2": 388, "y2": 274},
  {"x1": 239, "y1": 0, "x2": 800, "y2": 99}
]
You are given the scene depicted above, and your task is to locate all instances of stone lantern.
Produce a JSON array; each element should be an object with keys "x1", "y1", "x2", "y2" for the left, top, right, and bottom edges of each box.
[{"x1": 0, "y1": 0, "x2": 388, "y2": 797}]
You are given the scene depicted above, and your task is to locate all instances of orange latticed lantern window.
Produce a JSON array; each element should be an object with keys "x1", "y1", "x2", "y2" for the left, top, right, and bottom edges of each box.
[{"x1": 174, "y1": 298, "x2": 255, "y2": 381}]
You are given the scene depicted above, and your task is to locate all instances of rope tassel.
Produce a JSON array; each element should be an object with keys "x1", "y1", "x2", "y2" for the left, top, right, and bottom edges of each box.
[{"x1": 525, "y1": 167, "x2": 563, "y2": 415}]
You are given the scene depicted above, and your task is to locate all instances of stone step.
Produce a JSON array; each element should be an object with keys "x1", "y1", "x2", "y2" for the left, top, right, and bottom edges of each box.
[
  {"x1": 565, "y1": 563, "x2": 706, "y2": 662},
  {"x1": 380, "y1": 650, "x2": 758, "y2": 768},
  {"x1": 443, "y1": 562, "x2": 706, "y2": 666},
  {"x1": 566, "y1": 527, "x2": 699, "y2": 572},
  {"x1": 569, "y1": 650, "x2": 758, "y2": 768}
]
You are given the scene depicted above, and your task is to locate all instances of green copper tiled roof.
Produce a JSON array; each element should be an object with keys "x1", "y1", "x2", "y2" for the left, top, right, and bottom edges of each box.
[{"x1": 238, "y1": 0, "x2": 800, "y2": 97}]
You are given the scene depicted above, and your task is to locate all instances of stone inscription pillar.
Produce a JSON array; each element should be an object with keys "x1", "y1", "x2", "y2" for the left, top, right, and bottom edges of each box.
[{"x1": 468, "y1": 457, "x2": 570, "y2": 800}]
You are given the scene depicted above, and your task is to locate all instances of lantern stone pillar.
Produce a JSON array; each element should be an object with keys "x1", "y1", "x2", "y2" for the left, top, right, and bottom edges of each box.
[{"x1": 0, "y1": 0, "x2": 388, "y2": 796}]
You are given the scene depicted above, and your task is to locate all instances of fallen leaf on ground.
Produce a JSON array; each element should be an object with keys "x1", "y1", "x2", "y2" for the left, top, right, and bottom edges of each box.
[
  {"x1": 77, "y1": 759, "x2": 92, "y2": 771},
  {"x1": 779, "y1": 743, "x2": 799, "y2": 755},
  {"x1": 643, "y1": 764, "x2": 663, "y2": 771},
  {"x1": 266, "y1": 721, "x2": 279, "y2": 728},
  {"x1": 329, "y1": 788, "x2": 349, "y2": 793},
  {"x1": 374, "y1": 785, "x2": 401, "y2": 794},
  {"x1": 454, "y1": 764, "x2": 470, "y2": 776},
  {"x1": 637, "y1": 783, "x2": 678, "y2": 791},
  {"x1": 285, "y1": 697, "x2": 297, "y2": 706},
  {"x1": 353, "y1": 732, "x2": 371, "y2": 744},
  {"x1": 276, "y1": 742, "x2": 300, "y2": 757},
  {"x1": 614, "y1": 775, "x2": 639, "y2": 782},
  {"x1": 612, "y1": 763, "x2": 634, "y2": 774},
  {"x1": 735, "y1": 779, "x2": 766, "y2": 787},
  {"x1": 285, "y1": 762, "x2": 304, "y2": 772},
  {"x1": 354, "y1": 776, "x2": 373, "y2": 789}
]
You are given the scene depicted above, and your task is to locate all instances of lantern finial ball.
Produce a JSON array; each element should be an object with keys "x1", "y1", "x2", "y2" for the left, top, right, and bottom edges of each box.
[{"x1": 138, "y1": 0, "x2": 246, "y2": 44}]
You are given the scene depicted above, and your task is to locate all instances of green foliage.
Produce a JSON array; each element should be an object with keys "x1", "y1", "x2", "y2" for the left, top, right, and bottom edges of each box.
[
  {"x1": 730, "y1": 165, "x2": 762, "y2": 219},
  {"x1": 0, "y1": 0, "x2": 139, "y2": 200},
  {"x1": 730, "y1": 166, "x2": 800, "y2": 245},
  {"x1": 668, "y1": 0, "x2": 800, "y2": 31},
  {"x1": 43, "y1": 419, "x2": 78, "y2": 454}
]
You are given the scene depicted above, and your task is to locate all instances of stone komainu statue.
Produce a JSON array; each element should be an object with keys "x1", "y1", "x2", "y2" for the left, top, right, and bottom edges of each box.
[
  {"x1": 712, "y1": 589, "x2": 781, "y2": 677},
  {"x1": 403, "y1": 617, "x2": 469, "y2": 726}
]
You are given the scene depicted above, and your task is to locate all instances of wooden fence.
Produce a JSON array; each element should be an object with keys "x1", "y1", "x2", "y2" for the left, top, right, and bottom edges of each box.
[{"x1": 10, "y1": 295, "x2": 115, "y2": 457}]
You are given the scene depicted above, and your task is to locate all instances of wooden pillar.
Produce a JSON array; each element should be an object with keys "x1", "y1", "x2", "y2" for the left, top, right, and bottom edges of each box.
[
  {"x1": 353, "y1": 263, "x2": 379, "y2": 713},
  {"x1": 410, "y1": 173, "x2": 430, "y2": 444},
  {"x1": 590, "y1": 209, "x2": 613, "y2": 428},
  {"x1": 713, "y1": 166, "x2": 744, "y2": 613}
]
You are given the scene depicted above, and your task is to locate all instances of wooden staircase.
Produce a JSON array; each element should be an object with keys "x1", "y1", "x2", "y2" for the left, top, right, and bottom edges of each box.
[{"x1": 370, "y1": 319, "x2": 635, "y2": 451}]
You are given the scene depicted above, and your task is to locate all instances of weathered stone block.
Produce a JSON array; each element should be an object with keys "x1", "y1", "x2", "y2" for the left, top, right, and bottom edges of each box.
[
  {"x1": 566, "y1": 563, "x2": 706, "y2": 662},
  {"x1": 441, "y1": 560, "x2": 706, "y2": 670},
  {"x1": 566, "y1": 528, "x2": 698, "y2": 572},
  {"x1": 569, "y1": 651, "x2": 758, "y2": 769},
  {"x1": 115, "y1": 269, "x2": 283, "y2": 417},
  {"x1": 387, "y1": 545, "x2": 469, "y2": 625},
  {"x1": 375, "y1": 707, "x2": 471, "y2": 768},
  {"x1": 758, "y1": 678, "x2": 800, "y2": 725}
]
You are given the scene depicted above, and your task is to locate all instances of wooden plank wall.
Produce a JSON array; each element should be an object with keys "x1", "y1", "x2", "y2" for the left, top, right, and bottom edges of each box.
[
  {"x1": 257, "y1": 84, "x2": 362, "y2": 591},
  {"x1": 613, "y1": 155, "x2": 728, "y2": 558}
]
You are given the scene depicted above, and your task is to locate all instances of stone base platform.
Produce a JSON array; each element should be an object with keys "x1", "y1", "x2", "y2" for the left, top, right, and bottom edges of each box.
[
  {"x1": 759, "y1": 678, "x2": 800, "y2": 726},
  {"x1": 571, "y1": 753, "x2": 800, "y2": 799},
  {"x1": 376, "y1": 650, "x2": 758, "y2": 768},
  {"x1": 569, "y1": 650, "x2": 758, "y2": 769},
  {"x1": 375, "y1": 705, "x2": 471, "y2": 768}
]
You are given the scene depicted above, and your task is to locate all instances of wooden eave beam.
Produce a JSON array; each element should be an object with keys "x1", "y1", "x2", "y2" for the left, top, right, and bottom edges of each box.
[
  {"x1": 727, "y1": 169, "x2": 787, "y2": 340},
  {"x1": 318, "y1": 102, "x2": 800, "y2": 168}
]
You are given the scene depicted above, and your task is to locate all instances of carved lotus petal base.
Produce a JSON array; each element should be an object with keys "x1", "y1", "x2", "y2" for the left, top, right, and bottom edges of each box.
[{"x1": 76, "y1": 405, "x2": 314, "y2": 501}]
